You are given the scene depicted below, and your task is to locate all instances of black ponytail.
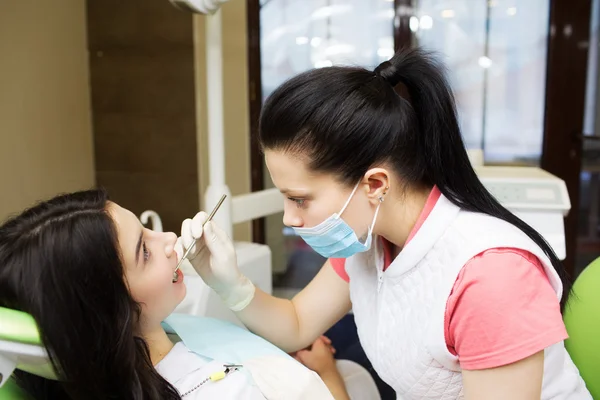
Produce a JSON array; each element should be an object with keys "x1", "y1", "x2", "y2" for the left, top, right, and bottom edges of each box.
[
  {"x1": 377, "y1": 49, "x2": 571, "y2": 307},
  {"x1": 260, "y1": 47, "x2": 571, "y2": 308}
]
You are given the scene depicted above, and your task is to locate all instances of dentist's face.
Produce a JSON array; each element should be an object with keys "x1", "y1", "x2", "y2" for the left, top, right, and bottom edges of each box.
[
  {"x1": 265, "y1": 150, "x2": 374, "y2": 238},
  {"x1": 108, "y1": 203, "x2": 185, "y2": 331}
]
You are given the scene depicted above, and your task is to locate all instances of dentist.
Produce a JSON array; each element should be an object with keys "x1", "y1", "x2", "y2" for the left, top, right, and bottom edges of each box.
[{"x1": 180, "y1": 48, "x2": 591, "y2": 399}]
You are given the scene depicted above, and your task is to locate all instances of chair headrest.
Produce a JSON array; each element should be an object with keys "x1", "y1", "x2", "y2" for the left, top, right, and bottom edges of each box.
[
  {"x1": 0, "y1": 306, "x2": 57, "y2": 386},
  {"x1": 0, "y1": 307, "x2": 41, "y2": 346}
]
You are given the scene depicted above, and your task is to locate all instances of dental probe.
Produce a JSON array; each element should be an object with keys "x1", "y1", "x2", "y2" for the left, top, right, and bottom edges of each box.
[{"x1": 173, "y1": 194, "x2": 227, "y2": 281}]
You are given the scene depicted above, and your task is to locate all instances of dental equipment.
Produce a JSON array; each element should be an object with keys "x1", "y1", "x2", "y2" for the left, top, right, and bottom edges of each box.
[
  {"x1": 475, "y1": 166, "x2": 571, "y2": 260},
  {"x1": 173, "y1": 194, "x2": 227, "y2": 282}
]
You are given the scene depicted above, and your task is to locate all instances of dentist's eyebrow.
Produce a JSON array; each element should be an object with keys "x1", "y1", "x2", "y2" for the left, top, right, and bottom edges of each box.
[{"x1": 280, "y1": 188, "x2": 310, "y2": 195}]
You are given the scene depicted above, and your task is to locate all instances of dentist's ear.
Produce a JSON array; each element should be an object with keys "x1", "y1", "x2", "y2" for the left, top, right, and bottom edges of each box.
[{"x1": 363, "y1": 167, "x2": 391, "y2": 205}]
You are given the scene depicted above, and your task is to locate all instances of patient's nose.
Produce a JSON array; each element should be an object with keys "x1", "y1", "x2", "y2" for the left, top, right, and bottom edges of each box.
[{"x1": 163, "y1": 232, "x2": 178, "y2": 257}]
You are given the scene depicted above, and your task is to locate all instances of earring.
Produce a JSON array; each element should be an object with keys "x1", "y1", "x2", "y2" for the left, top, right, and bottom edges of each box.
[
  {"x1": 378, "y1": 186, "x2": 389, "y2": 203},
  {"x1": 379, "y1": 187, "x2": 389, "y2": 203}
]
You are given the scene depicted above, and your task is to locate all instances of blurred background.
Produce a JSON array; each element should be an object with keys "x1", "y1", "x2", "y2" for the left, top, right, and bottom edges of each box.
[{"x1": 0, "y1": 0, "x2": 597, "y2": 298}]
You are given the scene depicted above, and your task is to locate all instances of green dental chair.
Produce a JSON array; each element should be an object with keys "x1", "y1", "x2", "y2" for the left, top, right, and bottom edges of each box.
[
  {"x1": 0, "y1": 307, "x2": 51, "y2": 399},
  {"x1": 563, "y1": 257, "x2": 600, "y2": 399}
]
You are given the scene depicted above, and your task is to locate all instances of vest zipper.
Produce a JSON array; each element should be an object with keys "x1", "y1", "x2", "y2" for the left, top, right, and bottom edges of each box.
[{"x1": 377, "y1": 270, "x2": 383, "y2": 292}]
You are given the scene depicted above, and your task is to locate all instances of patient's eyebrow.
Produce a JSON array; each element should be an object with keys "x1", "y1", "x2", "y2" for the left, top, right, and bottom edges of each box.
[{"x1": 135, "y1": 231, "x2": 143, "y2": 265}]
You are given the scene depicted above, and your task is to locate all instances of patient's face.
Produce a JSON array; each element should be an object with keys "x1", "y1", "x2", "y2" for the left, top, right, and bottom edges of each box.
[{"x1": 108, "y1": 202, "x2": 186, "y2": 331}]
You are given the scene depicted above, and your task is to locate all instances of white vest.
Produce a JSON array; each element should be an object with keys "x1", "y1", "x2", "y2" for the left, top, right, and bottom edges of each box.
[{"x1": 346, "y1": 194, "x2": 591, "y2": 399}]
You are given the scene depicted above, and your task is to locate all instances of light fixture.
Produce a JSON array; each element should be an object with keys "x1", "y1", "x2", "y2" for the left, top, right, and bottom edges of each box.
[
  {"x1": 507, "y1": 7, "x2": 517, "y2": 16},
  {"x1": 441, "y1": 9, "x2": 455, "y2": 18},
  {"x1": 478, "y1": 56, "x2": 493, "y2": 69},
  {"x1": 409, "y1": 16, "x2": 420, "y2": 32},
  {"x1": 419, "y1": 15, "x2": 433, "y2": 30},
  {"x1": 310, "y1": 5, "x2": 353, "y2": 20},
  {"x1": 296, "y1": 36, "x2": 309, "y2": 45}
]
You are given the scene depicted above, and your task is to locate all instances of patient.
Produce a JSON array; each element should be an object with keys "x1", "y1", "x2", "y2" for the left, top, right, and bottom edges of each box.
[{"x1": 0, "y1": 189, "x2": 348, "y2": 399}]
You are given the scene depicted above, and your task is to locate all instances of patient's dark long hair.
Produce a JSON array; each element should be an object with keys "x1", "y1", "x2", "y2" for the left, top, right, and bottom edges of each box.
[{"x1": 0, "y1": 190, "x2": 180, "y2": 399}]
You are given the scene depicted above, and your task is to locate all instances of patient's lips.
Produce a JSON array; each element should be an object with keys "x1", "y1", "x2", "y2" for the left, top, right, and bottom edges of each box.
[
  {"x1": 172, "y1": 252, "x2": 181, "y2": 282},
  {"x1": 172, "y1": 268, "x2": 183, "y2": 283}
]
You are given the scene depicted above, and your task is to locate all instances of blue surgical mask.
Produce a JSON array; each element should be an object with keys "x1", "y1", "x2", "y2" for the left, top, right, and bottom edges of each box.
[{"x1": 292, "y1": 183, "x2": 382, "y2": 258}]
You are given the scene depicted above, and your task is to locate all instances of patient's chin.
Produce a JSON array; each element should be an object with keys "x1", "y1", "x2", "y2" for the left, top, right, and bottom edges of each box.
[
  {"x1": 172, "y1": 282, "x2": 187, "y2": 311},
  {"x1": 149, "y1": 288, "x2": 187, "y2": 323}
]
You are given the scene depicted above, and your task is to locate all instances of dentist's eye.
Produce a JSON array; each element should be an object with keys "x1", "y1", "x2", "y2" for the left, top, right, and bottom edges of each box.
[
  {"x1": 143, "y1": 242, "x2": 151, "y2": 262},
  {"x1": 287, "y1": 197, "x2": 307, "y2": 209}
]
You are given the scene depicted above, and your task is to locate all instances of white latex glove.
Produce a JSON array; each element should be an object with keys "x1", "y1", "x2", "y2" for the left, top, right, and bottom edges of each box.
[{"x1": 180, "y1": 212, "x2": 255, "y2": 311}]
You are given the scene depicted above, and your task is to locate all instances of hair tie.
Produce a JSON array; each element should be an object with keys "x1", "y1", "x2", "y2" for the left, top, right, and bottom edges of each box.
[
  {"x1": 374, "y1": 62, "x2": 411, "y2": 103},
  {"x1": 374, "y1": 61, "x2": 393, "y2": 82}
]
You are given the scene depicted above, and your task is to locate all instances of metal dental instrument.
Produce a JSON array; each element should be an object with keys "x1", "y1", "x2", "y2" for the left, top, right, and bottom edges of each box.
[{"x1": 173, "y1": 194, "x2": 227, "y2": 281}]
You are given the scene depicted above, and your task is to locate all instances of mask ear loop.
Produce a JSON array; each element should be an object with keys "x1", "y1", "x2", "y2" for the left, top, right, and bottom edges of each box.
[
  {"x1": 337, "y1": 182, "x2": 361, "y2": 218},
  {"x1": 368, "y1": 186, "x2": 389, "y2": 235}
]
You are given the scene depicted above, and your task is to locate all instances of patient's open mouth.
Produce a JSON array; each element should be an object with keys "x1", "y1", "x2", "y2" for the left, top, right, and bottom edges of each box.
[{"x1": 172, "y1": 269, "x2": 183, "y2": 283}]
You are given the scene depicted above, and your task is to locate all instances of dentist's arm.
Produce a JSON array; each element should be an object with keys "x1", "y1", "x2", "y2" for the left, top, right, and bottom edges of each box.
[
  {"x1": 236, "y1": 263, "x2": 351, "y2": 352},
  {"x1": 180, "y1": 213, "x2": 352, "y2": 352},
  {"x1": 462, "y1": 351, "x2": 544, "y2": 400}
]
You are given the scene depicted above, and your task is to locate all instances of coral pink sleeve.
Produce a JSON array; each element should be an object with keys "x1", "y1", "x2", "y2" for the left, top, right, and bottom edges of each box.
[
  {"x1": 330, "y1": 258, "x2": 350, "y2": 282},
  {"x1": 445, "y1": 248, "x2": 568, "y2": 370}
]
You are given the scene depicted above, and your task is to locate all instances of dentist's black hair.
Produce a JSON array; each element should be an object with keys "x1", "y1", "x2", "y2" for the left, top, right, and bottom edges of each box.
[
  {"x1": 0, "y1": 189, "x2": 181, "y2": 399},
  {"x1": 259, "y1": 47, "x2": 571, "y2": 308}
]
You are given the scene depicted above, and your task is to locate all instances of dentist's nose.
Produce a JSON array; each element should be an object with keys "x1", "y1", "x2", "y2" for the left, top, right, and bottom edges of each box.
[{"x1": 282, "y1": 204, "x2": 303, "y2": 228}]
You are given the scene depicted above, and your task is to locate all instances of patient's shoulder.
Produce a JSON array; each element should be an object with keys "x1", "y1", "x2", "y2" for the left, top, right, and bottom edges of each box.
[
  {"x1": 244, "y1": 355, "x2": 335, "y2": 400},
  {"x1": 156, "y1": 342, "x2": 266, "y2": 399}
]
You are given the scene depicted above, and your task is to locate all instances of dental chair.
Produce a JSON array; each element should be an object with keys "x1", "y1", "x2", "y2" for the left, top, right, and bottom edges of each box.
[
  {"x1": 0, "y1": 306, "x2": 382, "y2": 400},
  {"x1": 0, "y1": 307, "x2": 42, "y2": 399},
  {"x1": 0, "y1": 306, "x2": 296, "y2": 399},
  {"x1": 0, "y1": 306, "x2": 298, "y2": 399},
  {"x1": 563, "y1": 257, "x2": 600, "y2": 398}
]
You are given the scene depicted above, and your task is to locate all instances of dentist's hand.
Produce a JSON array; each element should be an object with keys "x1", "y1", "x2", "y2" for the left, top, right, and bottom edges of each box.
[{"x1": 180, "y1": 212, "x2": 255, "y2": 311}]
